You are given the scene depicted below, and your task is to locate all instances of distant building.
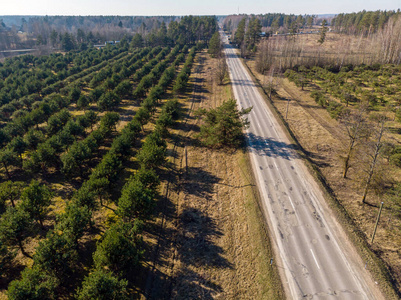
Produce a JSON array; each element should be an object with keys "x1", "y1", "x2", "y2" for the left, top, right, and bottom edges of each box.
[{"x1": 94, "y1": 41, "x2": 120, "y2": 49}]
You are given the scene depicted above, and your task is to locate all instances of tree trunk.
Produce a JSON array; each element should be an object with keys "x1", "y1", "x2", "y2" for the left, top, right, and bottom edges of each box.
[
  {"x1": 362, "y1": 150, "x2": 379, "y2": 204},
  {"x1": 342, "y1": 107, "x2": 366, "y2": 178},
  {"x1": 3, "y1": 162, "x2": 10, "y2": 179},
  {"x1": 18, "y1": 239, "x2": 31, "y2": 258},
  {"x1": 39, "y1": 218, "x2": 44, "y2": 229},
  {"x1": 362, "y1": 121, "x2": 385, "y2": 204},
  {"x1": 343, "y1": 140, "x2": 355, "y2": 178},
  {"x1": 79, "y1": 164, "x2": 84, "y2": 179},
  {"x1": 343, "y1": 155, "x2": 351, "y2": 178}
]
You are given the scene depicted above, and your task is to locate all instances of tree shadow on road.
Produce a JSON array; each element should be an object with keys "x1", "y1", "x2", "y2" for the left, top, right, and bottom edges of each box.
[{"x1": 246, "y1": 132, "x2": 297, "y2": 160}]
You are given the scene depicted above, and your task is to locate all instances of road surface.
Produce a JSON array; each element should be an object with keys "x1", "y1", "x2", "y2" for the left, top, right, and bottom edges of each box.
[
  {"x1": 223, "y1": 34, "x2": 379, "y2": 299},
  {"x1": 0, "y1": 49, "x2": 36, "y2": 53}
]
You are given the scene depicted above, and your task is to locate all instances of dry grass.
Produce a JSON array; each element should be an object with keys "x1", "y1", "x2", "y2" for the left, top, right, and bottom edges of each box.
[{"x1": 142, "y1": 50, "x2": 284, "y2": 299}]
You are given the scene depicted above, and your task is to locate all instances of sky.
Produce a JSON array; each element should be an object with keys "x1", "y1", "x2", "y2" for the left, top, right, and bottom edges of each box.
[{"x1": 1, "y1": 0, "x2": 400, "y2": 16}]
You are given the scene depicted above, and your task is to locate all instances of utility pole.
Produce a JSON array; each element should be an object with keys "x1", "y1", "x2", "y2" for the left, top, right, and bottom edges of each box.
[
  {"x1": 285, "y1": 98, "x2": 291, "y2": 120},
  {"x1": 184, "y1": 146, "x2": 188, "y2": 173},
  {"x1": 371, "y1": 202, "x2": 384, "y2": 244}
]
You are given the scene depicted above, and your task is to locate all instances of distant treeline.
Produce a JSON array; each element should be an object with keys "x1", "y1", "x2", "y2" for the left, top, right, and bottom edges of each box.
[
  {"x1": 224, "y1": 13, "x2": 322, "y2": 36},
  {"x1": 0, "y1": 15, "x2": 217, "y2": 52},
  {"x1": 0, "y1": 16, "x2": 177, "y2": 51},
  {"x1": 45, "y1": 15, "x2": 217, "y2": 51},
  {"x1": 252, "y1": 13, "x2": 317, "y2": 29},
  {"x1": 0, "y1": 15, "x2": 178, "y2": 35},
  {"x1": 332, "y1": 9, "x2": 401, "y2": 35}
]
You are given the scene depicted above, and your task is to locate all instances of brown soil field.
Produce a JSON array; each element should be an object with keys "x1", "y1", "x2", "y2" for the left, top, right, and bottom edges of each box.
[
  {"x1": 141, "y1": 50, "x2": 284, "y2": 299},
  {"x1": 245, "y1": 56, "x2": 401, "y2": 297}
]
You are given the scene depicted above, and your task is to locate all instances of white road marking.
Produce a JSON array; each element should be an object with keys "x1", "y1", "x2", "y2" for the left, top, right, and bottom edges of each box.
[
  {"x1": 310, "y1": 248, "x2": 321, "y2": 270},
  {"x1": 289, "y1": 196, "x2": 296, "y2": 211}
]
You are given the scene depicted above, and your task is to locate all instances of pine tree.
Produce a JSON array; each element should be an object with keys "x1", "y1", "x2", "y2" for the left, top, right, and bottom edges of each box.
[
  {"x1": 93, "y1": 221, "x2": 143, "y2": 274},
  {"x1": 7, "y1": 266, "x2": 58, "y2": 300},
  {"x1": 318, "y1": 20, "x2": 328, "y2": 44},
  {"x1": 196, "y1": 99, "x2": 252, "y2": 147},
  {"x1": 0, "y1": 206, "x2": 32, "y2": 257},
  {"x1": 77, "y1": 269, "x2": 128, "y2": 300},
  {"x1": 234, "y1": 18, "x2": 246, "y2": 46},
  {"x1": 20, "y1": 180, "x2": 53, "y2": 228},
  {"x1": 208, "y1": 32, "x2": 222, "y2": 58}
]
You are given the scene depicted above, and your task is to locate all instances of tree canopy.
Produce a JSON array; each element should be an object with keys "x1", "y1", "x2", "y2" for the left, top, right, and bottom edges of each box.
[
  {"x1": 196, "y1": 99, "x2": 252, "y2": 147},
  {"x1": 208, "y1": 32, "x2": 222, "y2": 58},
  {"x1": 20, "y1": 180, "x2": 53, "y2": 228},
  {"x1": 7, "y1": 266, "x2": 58, "y2": 300},
  {"x1": 93, "y1": 221, "x2": 143, "y2": 275},
  {"x1": 76, "y1": 269, "x2": 128, "y2": 300}
]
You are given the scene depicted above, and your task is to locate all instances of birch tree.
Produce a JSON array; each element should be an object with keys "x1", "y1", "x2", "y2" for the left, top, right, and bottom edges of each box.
[
  {"x1": 340, "y1": 104, "x2": 368, "y2": 178},
  {"x1": 361, "y1": 114, "x2": 388, "y2": 203}
]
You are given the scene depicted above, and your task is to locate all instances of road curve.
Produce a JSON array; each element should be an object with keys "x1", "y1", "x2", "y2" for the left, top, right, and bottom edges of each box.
[{"x1": 223, "y1": 34, "x2": 378, "y2": 299}]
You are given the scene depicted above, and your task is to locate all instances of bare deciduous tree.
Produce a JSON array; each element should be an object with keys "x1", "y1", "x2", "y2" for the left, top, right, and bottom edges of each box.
[
  {"x1": 215, "y1": 58, "x2": 228, "y2": 85},
  {"x1": 340, "y1": 104, "x2": 368, "y2": 178},
  {"x1": 256, "y1": 40, "x2": 274, "y2": 74},
  {"x1": 375, "y1": 17, "x2": 401, "y2": 64},
  {"x1": 361, "y1": 114, "x2": 388, "y2": 203},
  {"x1": 263, "y1": 67, "x2": 278, "y2": 100}
]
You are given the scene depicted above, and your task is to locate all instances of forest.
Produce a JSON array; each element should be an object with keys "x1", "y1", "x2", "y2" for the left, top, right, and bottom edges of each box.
[
  {"x1": 0, "y1": 15, "x2": 217, "y2": 54},
  {"x1": 224, "y1": 13, "x2": 318, "y2": 36},
  {"x1": 332, "y1": 9, "x2": 401, "y2": 34},
  {"x1": 0, "y1": 15, "x2": 217, "y2": 299}
]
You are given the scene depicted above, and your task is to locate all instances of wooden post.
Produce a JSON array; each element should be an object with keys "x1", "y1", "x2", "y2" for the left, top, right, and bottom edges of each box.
[
  {"x1": 185, "y1": 146, "x2": 188, "y2": 173},
  {"x1": 285, "y1": 98, "x2": 291, "y2": 120},
  {"x1": 371, "y1": 202, "x2": 384, "y2": 244}
]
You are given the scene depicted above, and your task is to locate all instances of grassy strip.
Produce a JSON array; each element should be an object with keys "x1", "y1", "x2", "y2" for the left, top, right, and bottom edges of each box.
[{"x1": 241, "y1": 57, "x2": 400, "y2": 299}]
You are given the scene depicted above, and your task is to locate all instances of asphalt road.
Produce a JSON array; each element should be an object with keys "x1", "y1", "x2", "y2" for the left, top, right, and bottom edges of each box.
[
  {"x1": 223, "y1": 34, "x2": 377, "y2": 299},
  {"x1": 0, "y1": 49, "x2": 36, "y2": 53}
]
